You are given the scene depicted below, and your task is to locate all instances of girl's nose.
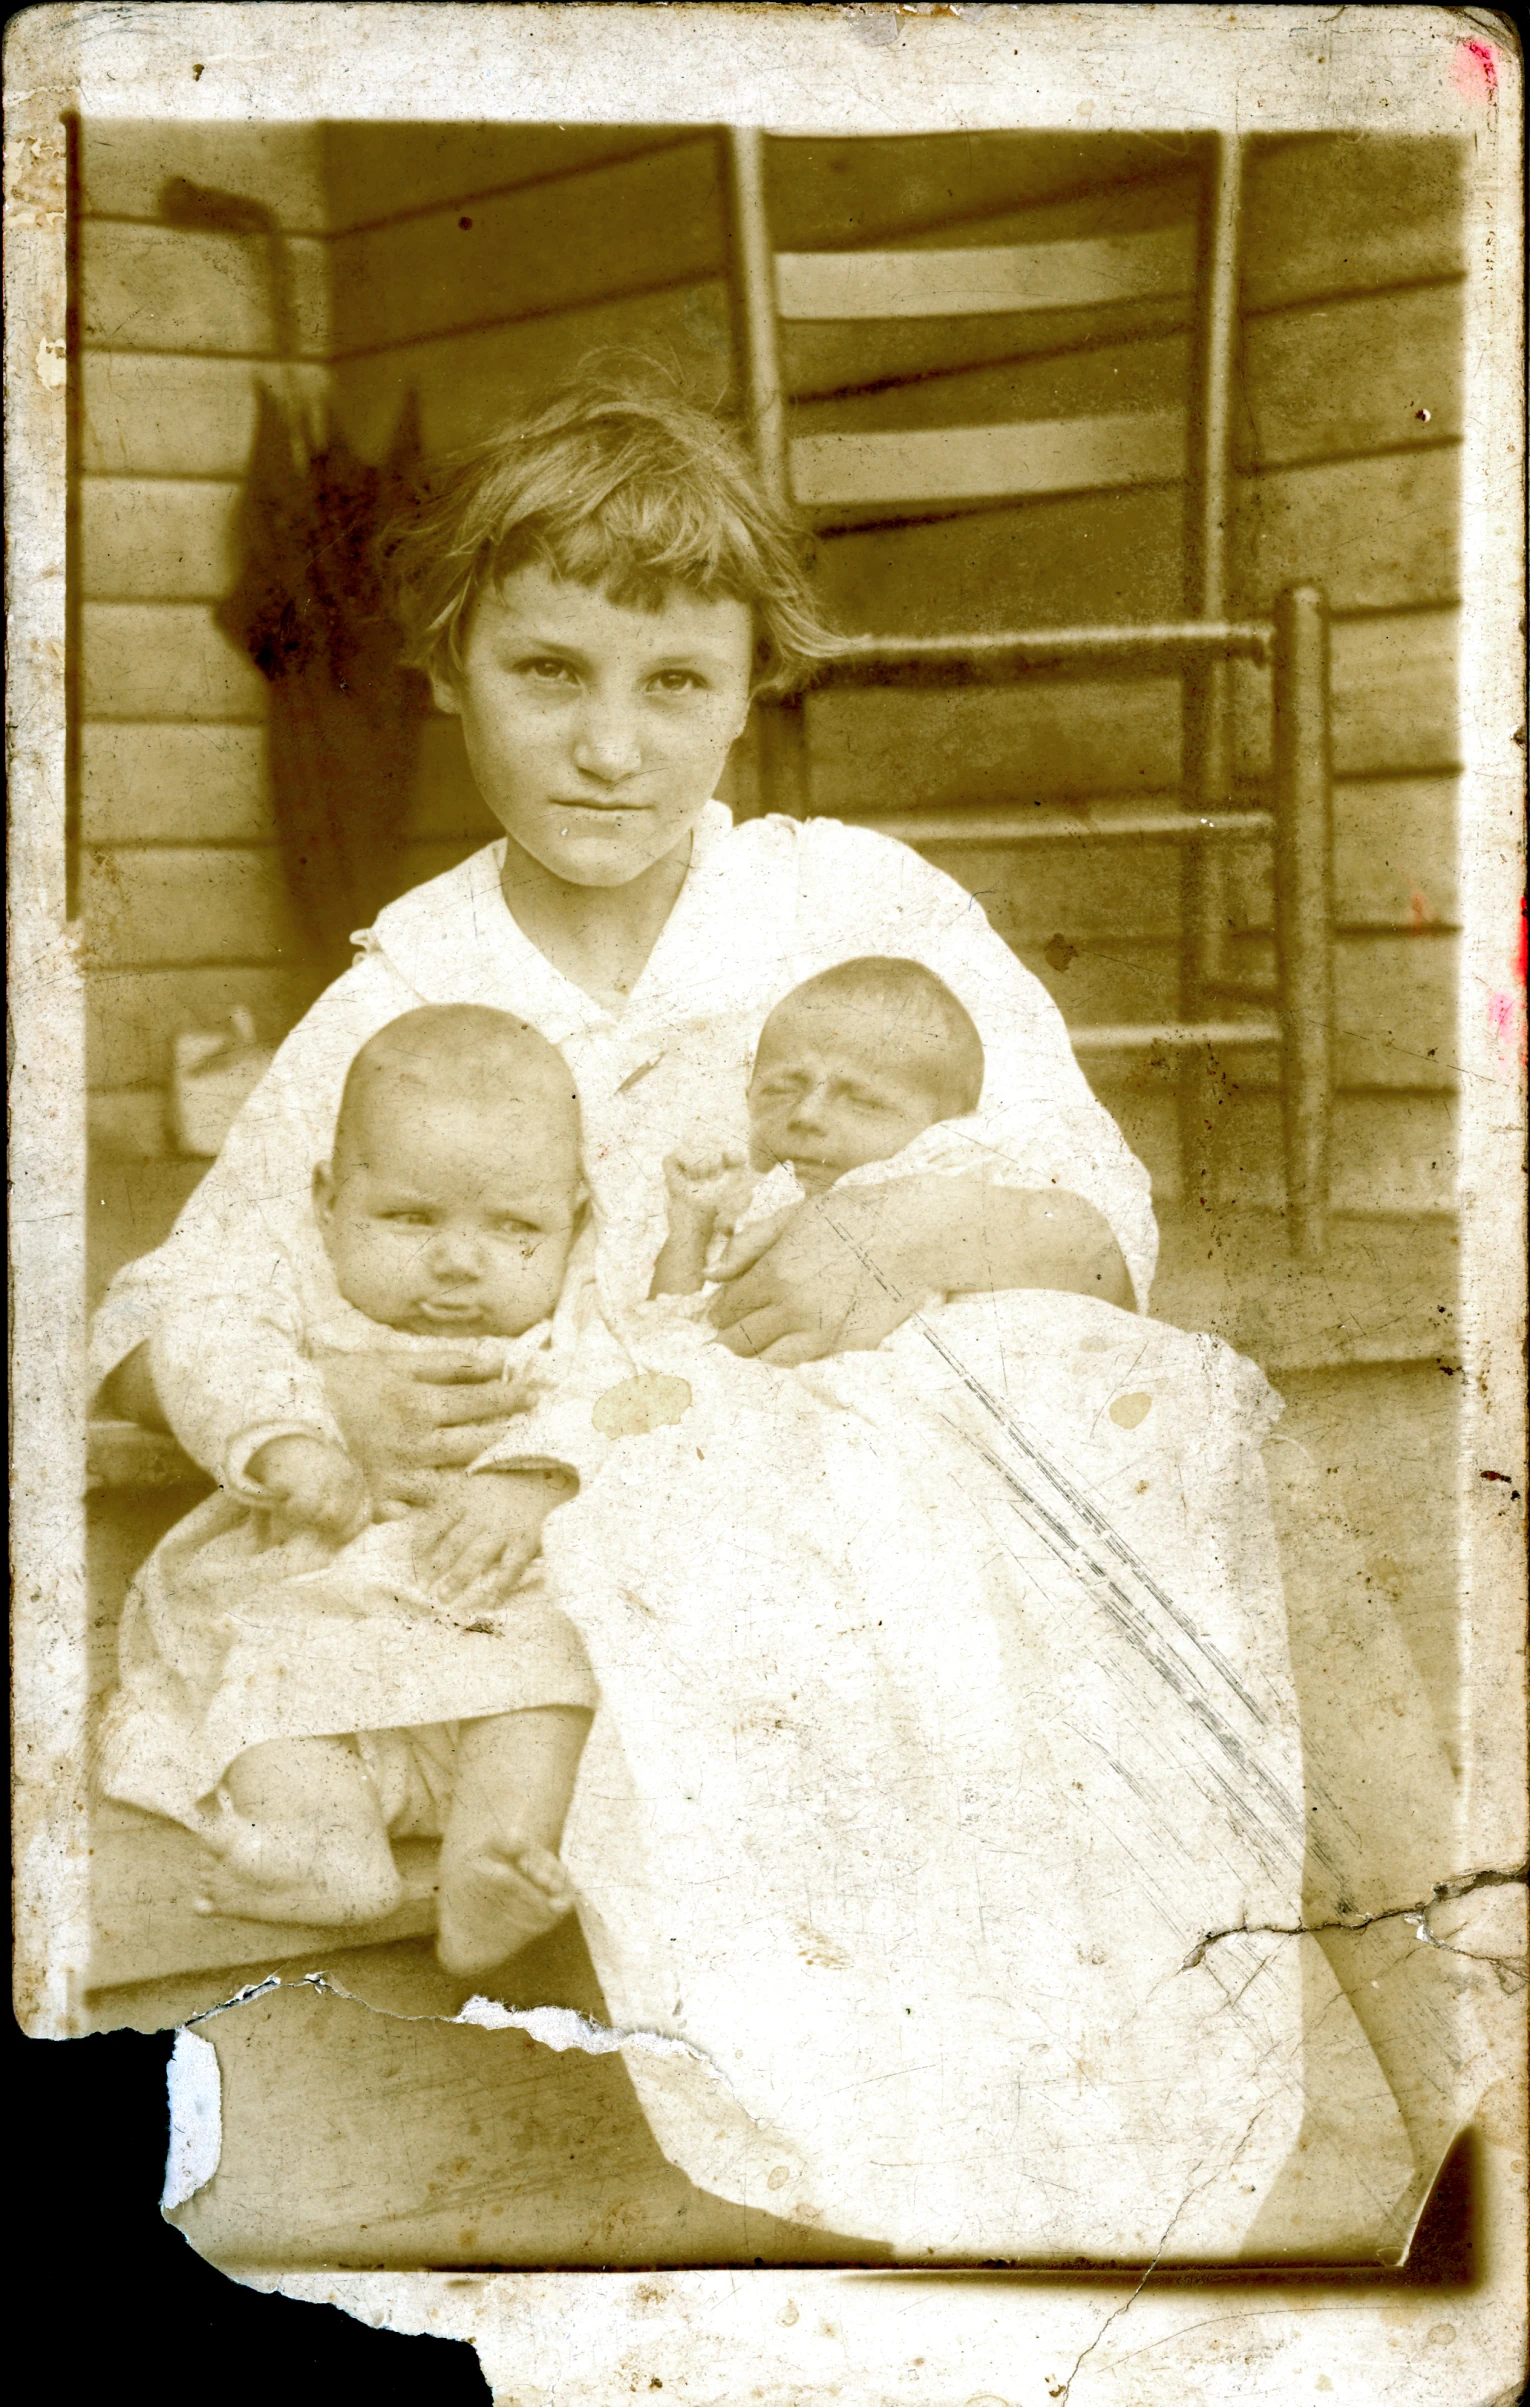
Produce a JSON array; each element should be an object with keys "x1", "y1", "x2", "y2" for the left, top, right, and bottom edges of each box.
[{"x1": 571, "y1": 699, "x2": 643, "y2": 783}]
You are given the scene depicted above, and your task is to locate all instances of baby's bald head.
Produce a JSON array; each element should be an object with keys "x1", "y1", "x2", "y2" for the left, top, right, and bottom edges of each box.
[
  {"x1": 318, "y1": 1007, "x2": 583, "y2": 1337},
  {"x1": 332, "y1": 1005, "x2": 579, "y2": 1182}
]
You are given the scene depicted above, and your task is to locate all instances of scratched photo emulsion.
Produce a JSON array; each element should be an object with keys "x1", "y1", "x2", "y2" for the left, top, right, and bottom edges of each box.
[{"x1": 66, "y1": 113, "x2": 1493, "y2": 2275}]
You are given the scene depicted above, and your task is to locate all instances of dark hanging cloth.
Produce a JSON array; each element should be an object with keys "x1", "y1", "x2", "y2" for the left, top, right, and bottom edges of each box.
[{"x1": 217, "y1": 388, "x2": 432, "y2": 976}]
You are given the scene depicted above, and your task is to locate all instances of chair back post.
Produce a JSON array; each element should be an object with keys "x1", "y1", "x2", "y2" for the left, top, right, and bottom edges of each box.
[
  {"x1": 1272, "y1": 583, "x2": 1334, "y2": 1257},
  {"x1": 1178, "y1": 131, "x2": 1245, "y2": 1206},
  {"x1": 724, "y1": 125, "x2": 788, "y2": 502},
  {"x1": 723, "y1": 124, "x2": 809, "y2": 818}
]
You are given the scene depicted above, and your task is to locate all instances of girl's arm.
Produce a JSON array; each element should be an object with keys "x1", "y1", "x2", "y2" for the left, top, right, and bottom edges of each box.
[{"x1": 710, "y1": 1177, "x2": 1130, "y2": 1364}]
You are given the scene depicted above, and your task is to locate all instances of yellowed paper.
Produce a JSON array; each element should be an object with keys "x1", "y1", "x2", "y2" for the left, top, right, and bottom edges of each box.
[{"x1": 7, "y1": 3, "x2": 1526, "y2": 2398}]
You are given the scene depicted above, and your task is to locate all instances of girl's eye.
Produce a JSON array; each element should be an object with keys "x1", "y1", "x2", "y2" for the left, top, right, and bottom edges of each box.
[
  {"x1": 649, "y1": 669, "x2": 705, "y2": 694},
  {"x1": 519, "y1": 657, "x2": 578, "y2": 685},
  {"x1": 381, "y1": 1210, "x2": 433, "y2": 1228}
]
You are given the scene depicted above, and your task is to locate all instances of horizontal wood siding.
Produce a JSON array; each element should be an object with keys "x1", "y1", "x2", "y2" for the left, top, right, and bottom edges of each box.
[
  {"x1": 762, "y1": 133, "x2": 1203, "y2": 255},
  {"x1": 82, "y1": 220, "x2": 329, "y2": 357},
  {"x1": 82, "y1": 724, "x2": 275, "y2": 846},
  {"x1": 1236, "y1": 283, "x2": 1462, "y2": 467},
  {"x1": 81, "y1": 120, "x2": 330, "y2": 231},
  {"x1": 82, "y1": 846, "x2": 303, "y2": 970},
  {"x1": 1235, "y1": 450, "x2": 1459, "y2": 615},
  {"x1": 317, "y1": 123, "x2": 697, "y2": 235},
  {"x1": 328, "y1": 280, "x2": 734, "y2": 462},
  {"x1": 82, "y1": 477, "x2": 241, "y2": 601},
  {"x1": 80, "y1": 125, "x2": 322, "y2": 1159},
  {"x1": 1239, "y1": 137, "x2": 1465, "y2": 311},
  {"x1": 816, "y1": 485, "x2": 1186, "y2": 635},
  {"x1": 82, "y1": 352, "x2": 329, "y2": 478},
  {"x1": 326, "y1": 138, "x2": 727, "y2": 359},
  {"x1": 82, "y1": 602, "x2": 266, "y2": 722}
]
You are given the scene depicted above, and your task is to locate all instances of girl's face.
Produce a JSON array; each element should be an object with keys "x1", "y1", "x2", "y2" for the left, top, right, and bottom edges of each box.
[{"x1": 432, "y1": 563, "x2": 755, "y2": 889}]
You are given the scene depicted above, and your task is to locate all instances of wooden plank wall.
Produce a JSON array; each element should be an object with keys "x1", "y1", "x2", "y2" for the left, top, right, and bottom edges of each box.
[
  {"x1": 1221, "y1": 135, "x2": 1462, "y2": 1217},
  {"x1": 79, "y1": 122, "x2": 332, "y2": 1162}
]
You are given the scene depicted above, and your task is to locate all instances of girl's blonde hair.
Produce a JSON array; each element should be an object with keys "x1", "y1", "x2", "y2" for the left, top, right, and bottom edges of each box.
[{"x1": 382, "y1": 364, "x2": 845, "y2": 696}]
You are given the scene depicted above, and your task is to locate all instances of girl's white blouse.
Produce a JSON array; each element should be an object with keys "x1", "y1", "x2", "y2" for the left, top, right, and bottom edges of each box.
[{"x1": 91, "y1": 805, "x2": 1158, "y2": 1387}]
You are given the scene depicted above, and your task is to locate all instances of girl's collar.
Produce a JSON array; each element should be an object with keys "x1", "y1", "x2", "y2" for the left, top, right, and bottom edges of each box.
[{"x1": 362, "y1": 801, "x2": 737, "y2": 1032}]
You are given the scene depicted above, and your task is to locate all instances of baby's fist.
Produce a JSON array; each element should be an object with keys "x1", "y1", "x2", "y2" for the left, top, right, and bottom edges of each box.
[{"x1": 246, "y1": 1433, "x2": 369, "y2": 1542}]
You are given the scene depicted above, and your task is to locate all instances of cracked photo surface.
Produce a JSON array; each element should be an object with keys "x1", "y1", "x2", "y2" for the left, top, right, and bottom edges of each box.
[{"x1": 7, "y1": 6, "x2": 1526, "y2": 2401}]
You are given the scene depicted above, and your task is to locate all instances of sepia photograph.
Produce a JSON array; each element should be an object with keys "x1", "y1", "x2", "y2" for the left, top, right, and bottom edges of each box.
[{"x1": 7, "y1": 5, "x2": 1525, "y2": 2400}]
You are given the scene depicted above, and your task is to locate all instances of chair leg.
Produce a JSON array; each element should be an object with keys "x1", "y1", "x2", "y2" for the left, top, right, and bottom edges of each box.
[{"x1": 723, "y1": 126, "x2": 788, "y2": 505}]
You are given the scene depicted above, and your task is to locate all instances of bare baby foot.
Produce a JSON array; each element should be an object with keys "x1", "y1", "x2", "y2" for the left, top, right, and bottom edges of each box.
[
  {"x1": 195, "y1": 1796, "x2": 404, "y2": 1928},
  {"x1": 435, "y1": 1835, "x2": 576, "y2": 1977}
]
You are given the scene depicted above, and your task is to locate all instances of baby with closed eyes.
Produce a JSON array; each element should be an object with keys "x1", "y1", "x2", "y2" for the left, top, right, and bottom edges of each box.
[{"x1": 649, "y1": 955, "x2": 987, "y2": 1301}]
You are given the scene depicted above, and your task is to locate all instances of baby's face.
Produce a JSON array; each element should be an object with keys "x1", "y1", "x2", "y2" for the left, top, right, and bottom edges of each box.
[
  {"x1": 746, "y1": 1008, "x2": 946, "y2": 1194},
  {"x1": 315, "y1": 1094, "x2": 580, "y2": 1338}
]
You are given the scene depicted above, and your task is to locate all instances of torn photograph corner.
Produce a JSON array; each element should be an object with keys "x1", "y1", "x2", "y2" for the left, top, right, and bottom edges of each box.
[{"x1": 5, "y1": 2, "x2": 1526, "y2": 2400}]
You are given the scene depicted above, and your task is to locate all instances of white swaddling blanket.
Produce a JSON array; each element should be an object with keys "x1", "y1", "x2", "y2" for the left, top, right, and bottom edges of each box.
[
  {"x1": 98, "y1": 1309, "x2": 597, "y2": 1829},
  {"x1": 517, "y1": 1257, "x2": 1409, "y2": 2258}
]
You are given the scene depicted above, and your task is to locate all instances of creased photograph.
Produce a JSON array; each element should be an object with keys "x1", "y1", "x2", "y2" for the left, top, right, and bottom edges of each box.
[{"x1": 7, "y1": 5, "x2": 1525, "y2": 2401}]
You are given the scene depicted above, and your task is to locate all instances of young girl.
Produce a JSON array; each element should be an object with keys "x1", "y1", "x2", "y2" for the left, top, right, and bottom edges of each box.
[{"x1": 92, "y1": 371, "x2": 1411, "y2": 2258}]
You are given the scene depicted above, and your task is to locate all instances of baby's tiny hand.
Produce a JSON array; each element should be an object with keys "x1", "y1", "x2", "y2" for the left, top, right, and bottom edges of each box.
[
  {"x1": 663, "y1": 1147, "x2": 744, "y2": 1199},
  {"x1": 245, "y1": 1434, "x2": 369, "y2": 1543},
  {"x1": 415, "y1": 1467, "x2": 574, "y2": 1614},
  {"x1": 662, "y1": 1150, "x2": 755, "y2": 1228}
]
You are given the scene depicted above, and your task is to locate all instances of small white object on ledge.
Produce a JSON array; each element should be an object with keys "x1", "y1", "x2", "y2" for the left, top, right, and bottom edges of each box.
[{"x1": 169, "y1": 1007, "x2": 274, "y2": 1157}]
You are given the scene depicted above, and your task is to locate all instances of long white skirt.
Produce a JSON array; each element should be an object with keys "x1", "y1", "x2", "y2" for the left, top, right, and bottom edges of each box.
[{"x1": 544, "y1": 1290, "x2": 1410, "y2": 2259}]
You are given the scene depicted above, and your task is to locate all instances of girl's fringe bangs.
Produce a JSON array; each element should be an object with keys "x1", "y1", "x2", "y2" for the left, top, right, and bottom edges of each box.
[{"x1": 384, "y1": 376, "x2": 847, "y2": 694}]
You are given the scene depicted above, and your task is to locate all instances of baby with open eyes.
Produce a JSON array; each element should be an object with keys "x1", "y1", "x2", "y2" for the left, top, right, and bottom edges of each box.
[
  {"x1": 99, "y1": 1005, "x2": 598, "y2": 1978},
  {"x1": 650, "y1": 955, "x2": 987, "y2": 1300}
]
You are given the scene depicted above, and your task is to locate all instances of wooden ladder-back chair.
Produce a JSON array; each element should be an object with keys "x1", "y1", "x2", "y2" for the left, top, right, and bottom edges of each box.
[{"x1": 723, "y1": 128, "x2": 1334, "y2": 1258}]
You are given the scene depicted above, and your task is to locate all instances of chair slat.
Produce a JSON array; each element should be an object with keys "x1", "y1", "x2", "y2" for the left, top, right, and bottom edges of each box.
[
  {"x1": 847, "y1": 808, "x2": 1275, "y2": 846},
  {"x1": 813, "y1": 620, "x2": 1272, "y2": 690},
  {"x1": 774, "y1": 226, "x2": 1194, "y2": 322},
  {"x1": 1068, "y1": 1019, "x2": 1281, "y2": 1052},
  {"x1": 790, "y1": 410, "x2": 1183, "y2": 508}
]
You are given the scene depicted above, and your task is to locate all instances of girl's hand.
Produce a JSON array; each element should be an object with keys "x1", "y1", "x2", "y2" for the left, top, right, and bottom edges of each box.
[
  {"x1": 707, "y1": 1189, "x2": 921, "y2": 1364},
  {"x1": 320, "y1": 1347, "x2": 529, "y2": 1507},
  {"x1": 245, "y1": 1433, "x2": 370, "y2": 1544},
  {"x1": 415, "y1": 1467, "x2": 576, "y2": 1614}
]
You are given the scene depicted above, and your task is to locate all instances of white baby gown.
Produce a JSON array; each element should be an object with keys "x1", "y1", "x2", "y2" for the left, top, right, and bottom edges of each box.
[
  {"x1": 98, "y1": 1309, "x2": 596, "y2": 1835},
  {"x1": 512, "y1": 1161, "x2": 1413, "y2": 2260}
]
